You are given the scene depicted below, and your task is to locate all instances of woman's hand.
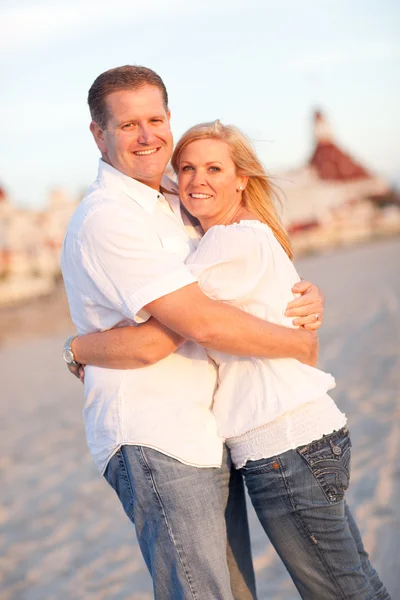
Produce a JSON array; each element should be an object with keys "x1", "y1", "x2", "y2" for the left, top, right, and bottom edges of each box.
[{"x1": 285, "y1": 280, "x2": 325, "y2": 331}]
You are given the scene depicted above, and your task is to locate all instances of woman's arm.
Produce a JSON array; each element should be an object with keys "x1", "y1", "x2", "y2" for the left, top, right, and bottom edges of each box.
[{"x1": 71, "y1": 318, "x2": 185, "y2": 369}]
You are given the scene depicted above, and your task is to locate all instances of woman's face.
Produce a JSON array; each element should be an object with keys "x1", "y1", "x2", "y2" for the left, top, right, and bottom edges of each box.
[{"x1": 177, "y1": 138, "x2": 246, "y2": 227}]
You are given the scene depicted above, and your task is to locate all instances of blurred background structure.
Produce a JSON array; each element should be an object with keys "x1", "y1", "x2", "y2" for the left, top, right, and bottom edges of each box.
[
  {"x1": 1, "y1": 106, "x2": 399, "y2": 306},
  {"x1": 0, "y1": 1, "x2": 399, "y2": 598}
]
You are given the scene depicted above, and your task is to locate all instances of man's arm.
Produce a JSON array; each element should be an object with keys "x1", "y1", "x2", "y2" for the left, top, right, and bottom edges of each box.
[
  {"x1": 143, "y1": 283, "x2": 318, "y2": 365},
  {"x1": 72, "y1": 318, "x2": 184, "y2": 369}
]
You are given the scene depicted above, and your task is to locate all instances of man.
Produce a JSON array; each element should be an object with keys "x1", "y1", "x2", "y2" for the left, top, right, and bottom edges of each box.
[{"x1": 61, "y1": 65, "x2": 324, "y2": 600}]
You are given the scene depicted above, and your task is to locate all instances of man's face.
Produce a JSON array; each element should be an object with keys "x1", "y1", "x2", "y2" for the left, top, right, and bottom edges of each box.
[{"x1": 91, "y1": 85, "x2": 173, "y2": 190}]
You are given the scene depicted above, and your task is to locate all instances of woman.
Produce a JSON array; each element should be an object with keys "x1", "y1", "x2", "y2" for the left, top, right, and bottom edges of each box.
[{"x1": 70, "y1": 121, "x2": 389, "y2": 599}]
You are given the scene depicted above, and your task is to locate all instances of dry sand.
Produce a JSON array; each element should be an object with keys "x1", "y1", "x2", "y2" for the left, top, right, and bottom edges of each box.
[{"x1": 0, "y1": 237, "x2": 399, "y2": 599}]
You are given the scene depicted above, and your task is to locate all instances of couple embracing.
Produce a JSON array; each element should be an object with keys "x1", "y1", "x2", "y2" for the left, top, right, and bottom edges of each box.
[{"x1": 61, "y1": 65, "x2": 389, "y2": 600}]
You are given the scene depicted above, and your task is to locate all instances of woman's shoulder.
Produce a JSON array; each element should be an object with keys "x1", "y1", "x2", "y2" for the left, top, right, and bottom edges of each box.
[
  {"x1": 206, "y1": 219, "x2": 272, "y2": 236},
  {"x1": 187, "y1": 221, "x2": 267, "y2": 267},
  {"x1": 197, "y1": 220, "x2": 294, "y2": 275},
  {"x1": 188, "y1": 221, "x2": 274, "y2": 272},
  {"x1": 202, "y1": 220, "x2": 273, "y2": 247}
]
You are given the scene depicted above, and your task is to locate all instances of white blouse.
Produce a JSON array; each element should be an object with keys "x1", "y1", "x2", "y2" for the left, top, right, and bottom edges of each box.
[{"x1": 186, "y1": 221, "x2": 343, "y2": 455}]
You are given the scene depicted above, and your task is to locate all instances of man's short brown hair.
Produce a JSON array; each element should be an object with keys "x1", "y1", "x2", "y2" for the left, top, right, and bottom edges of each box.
[{"x1": 88, "y1": 65, "x2": 169, "y2": 129}]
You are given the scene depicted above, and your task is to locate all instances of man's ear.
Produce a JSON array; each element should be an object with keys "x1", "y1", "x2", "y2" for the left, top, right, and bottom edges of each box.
[{"x1": 90, "y1": 121, "x2": 107, "y2": 154}]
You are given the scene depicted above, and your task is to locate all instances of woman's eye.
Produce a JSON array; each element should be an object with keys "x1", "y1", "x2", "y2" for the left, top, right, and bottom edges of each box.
[
  {"x1": 181, "y1": 165, "x2": 193, "y2": 172},
  {"x1": 209, "y1": 166, "x2": 220, "y2": 172}
]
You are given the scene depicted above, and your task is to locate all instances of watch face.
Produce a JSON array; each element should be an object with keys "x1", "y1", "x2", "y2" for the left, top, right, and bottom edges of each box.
[{"x1": 62, "y1": 349, "x2": 74, "y2": 364}]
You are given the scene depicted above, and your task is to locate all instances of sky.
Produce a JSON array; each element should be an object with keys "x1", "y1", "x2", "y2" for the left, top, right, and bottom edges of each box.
[{"x1": 1, "y1": 0, "x2": 399, "y2": 208}]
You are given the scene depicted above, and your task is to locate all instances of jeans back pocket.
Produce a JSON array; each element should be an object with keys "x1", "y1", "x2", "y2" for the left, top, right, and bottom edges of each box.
[{"x1": 297, "y1": 427, "x2": 351, "y2": 504}]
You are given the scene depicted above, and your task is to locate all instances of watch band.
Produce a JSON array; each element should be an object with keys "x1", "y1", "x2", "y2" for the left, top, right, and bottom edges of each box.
[{"x1": 62, "y1": 335, "x2": 78, "y2": 366}]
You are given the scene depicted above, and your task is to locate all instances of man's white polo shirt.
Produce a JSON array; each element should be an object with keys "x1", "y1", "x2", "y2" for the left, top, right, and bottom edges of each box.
[{"x1": 61, "y1": 160, "x2": 221, "y2": 474}]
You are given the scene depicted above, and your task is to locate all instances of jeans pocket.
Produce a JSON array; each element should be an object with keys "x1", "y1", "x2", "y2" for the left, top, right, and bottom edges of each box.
[
  {"x1": 241, "y1": 456, "x2": 281, "y2": 475},
  {"x1": 297, "y1": 427, "x2": 351, "y2": 504},
  {"x1": 104, "y1": 448, "x2": 135, "y2": 522}
]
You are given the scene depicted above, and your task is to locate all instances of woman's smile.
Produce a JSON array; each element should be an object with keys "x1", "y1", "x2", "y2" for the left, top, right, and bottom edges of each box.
[{"x1": 189, "y1": 193, "x2": 213, "y2": 199}]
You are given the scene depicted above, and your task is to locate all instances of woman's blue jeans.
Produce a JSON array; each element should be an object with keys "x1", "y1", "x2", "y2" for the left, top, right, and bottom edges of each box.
[{"x1": 241, "y1": 427, "x2": 391, "y2": 599}]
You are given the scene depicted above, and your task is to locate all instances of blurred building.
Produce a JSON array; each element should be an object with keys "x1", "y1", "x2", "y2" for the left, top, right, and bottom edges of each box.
[
  {"x1": 277, "y1": 110, "x2": 400, "y2": 253},
  {"x1": 0, "y1": 186, "x2": 78, "y2": 305},
  {"x1": 1, "y1": 111, "x2": 399, "y2": 305}
]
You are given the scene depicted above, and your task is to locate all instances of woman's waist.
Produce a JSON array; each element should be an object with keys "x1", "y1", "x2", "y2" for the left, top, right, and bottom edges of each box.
[
  {"x1": 212, "y1": 360, "x2": 336, "y2": 440},
  {"x1": 227, "y1": 394, "x2": 343, "y2": 444},
  {"x1": 227, "y1": 394, "x2": 347, "y2": 468}
]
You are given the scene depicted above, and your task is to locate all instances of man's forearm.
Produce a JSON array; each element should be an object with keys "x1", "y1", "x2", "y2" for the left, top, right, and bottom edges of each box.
[
  {"x1": 72, "y1": 318, "x2": 184, "y2": 368},
  {"x1": 202, "y1": 303, "x2": 317, "y2": 364},
  {"x1": 192, "y1": 302, "x2": 317, "y2": 365}
]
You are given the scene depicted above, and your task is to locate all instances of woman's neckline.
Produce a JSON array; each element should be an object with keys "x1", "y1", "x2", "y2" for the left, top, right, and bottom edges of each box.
[{"x1": 210, "y1": 219, "x2": 265, "y2": 228}]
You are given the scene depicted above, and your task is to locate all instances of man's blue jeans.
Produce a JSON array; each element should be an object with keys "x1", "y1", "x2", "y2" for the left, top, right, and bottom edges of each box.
[
  {"x1": 104, "y1": 444, "x2": 257, "y2": 600},
  {"x1": 241, "y1": 427, "x2": 391, "y2": 600}
]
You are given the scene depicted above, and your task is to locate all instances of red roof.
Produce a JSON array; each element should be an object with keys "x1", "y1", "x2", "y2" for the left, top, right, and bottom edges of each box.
[{"x1": 309, "y1": 110, "x2": 370, "y2": 181}]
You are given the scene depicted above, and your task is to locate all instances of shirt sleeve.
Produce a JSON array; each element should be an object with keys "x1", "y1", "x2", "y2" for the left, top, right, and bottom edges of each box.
[
  {"x1": 185, "y1": 224, "x2": 266, "y2": 304},
  {"x1": 79, "y1": 203, "x2": 197, "y2": 323}
]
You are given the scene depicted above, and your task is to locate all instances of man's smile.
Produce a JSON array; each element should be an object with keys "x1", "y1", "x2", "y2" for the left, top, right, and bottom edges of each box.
[{"x1": 133, "y1": 148, "x2": 160, "y2": 156}]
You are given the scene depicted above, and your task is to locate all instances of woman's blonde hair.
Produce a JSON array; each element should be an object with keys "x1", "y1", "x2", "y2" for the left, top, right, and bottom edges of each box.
[{"x1": 171, "y1": 120, "x2": 293, "y2": 260}]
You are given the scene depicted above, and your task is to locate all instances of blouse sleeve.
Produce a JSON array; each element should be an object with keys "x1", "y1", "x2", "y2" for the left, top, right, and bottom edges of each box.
[{"x1": 185, "y1": 224, "x2": 267, "y2": 304}]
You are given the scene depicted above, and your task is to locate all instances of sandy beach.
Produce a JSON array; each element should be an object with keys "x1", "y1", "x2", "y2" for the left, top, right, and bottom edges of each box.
[{"x1": 0, "y1": 237, "x2": 399, "y2": 599}]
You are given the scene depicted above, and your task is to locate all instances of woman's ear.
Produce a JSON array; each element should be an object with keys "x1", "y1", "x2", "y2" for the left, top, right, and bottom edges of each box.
[{"x1": 236, "y1": 176, "x2": 249, "y2": 192}]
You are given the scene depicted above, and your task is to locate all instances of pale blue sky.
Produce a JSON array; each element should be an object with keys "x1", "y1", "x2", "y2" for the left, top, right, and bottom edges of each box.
[{"x1": 1, "y1": 0, "x2": 399, "y2": 208}]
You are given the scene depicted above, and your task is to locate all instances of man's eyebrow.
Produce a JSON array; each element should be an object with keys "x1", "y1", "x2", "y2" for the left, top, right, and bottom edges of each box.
[{"x1": 117, "y1": 115, "x2": 166, "y2": 126}]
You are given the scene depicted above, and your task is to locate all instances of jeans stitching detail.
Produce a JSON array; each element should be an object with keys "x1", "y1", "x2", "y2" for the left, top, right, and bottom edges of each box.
[
  {"x1": 138, "y1": 447, "x2": 198, "y2": 600},
  {"x1": 278, "y1": 454, "x2": 349, "y2": 600},
  {"x1": 118, "y1": 448, "x2": 136, "y2": 522},
  {"x1": 297, "y1": 435, "x2": 351, "y2": 504},
  {"x1": 297, "y1": 426, "x2": 349, "y2": 455}
]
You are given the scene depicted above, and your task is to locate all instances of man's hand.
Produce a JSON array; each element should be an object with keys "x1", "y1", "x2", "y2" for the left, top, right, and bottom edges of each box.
[
  {"x1": 67, "y1": 362, "x2": 85, "y2": 383},
  {"x1": 285, "y1": 280, "x2": 325, "y2": 331}
]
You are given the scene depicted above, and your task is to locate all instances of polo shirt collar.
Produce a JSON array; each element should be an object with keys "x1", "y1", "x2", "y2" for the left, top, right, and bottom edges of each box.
[{"x1": 97, "y1": 159, "x2": 163, "y2": 213}]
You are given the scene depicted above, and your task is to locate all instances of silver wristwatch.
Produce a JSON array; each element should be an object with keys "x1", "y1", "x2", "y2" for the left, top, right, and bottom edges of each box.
[{"x1": 62, "y1": 335, "x2": 78, "y2": 366}]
